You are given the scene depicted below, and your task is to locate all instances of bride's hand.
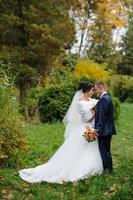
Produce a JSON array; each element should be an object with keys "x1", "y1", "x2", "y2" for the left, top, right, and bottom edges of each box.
[
  {"x1": 91, "y1": 110, "x2": 96, "y2": 117},
  {"x1": 88, "y1": 111, "x2": 95, "y2": 122}
]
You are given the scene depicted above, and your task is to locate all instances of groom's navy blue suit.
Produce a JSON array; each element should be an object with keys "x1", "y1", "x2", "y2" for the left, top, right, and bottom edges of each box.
[{"x1": 95, "y1": 93, "x2": 116, "y2": 171}]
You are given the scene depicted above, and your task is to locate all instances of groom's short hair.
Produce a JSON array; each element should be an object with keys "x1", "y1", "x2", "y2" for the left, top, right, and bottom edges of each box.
[{"x1": 95, "y1": 81, "x2": 106, "y2": 89}]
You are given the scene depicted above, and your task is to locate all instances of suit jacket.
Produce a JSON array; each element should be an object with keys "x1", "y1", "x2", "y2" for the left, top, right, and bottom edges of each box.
[{"x1": 95, "y1": 93, "x2": 116, "y2": 136}]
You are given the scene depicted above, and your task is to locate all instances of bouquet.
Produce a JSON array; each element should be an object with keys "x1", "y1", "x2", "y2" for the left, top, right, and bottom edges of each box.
[{"x1": 83, "y1": 127, "x2": 97, "y2": 142}]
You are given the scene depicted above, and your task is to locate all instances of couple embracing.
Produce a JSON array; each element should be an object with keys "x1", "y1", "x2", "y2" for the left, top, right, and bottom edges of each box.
[{"x1": 19, "y1": 82, "x2": 116, "y2": 184}]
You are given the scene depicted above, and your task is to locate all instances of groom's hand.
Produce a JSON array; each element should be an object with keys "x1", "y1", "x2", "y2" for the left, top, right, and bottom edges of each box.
[{"x1": 95, "y1": 130, "x2": 99, "y2": 136}]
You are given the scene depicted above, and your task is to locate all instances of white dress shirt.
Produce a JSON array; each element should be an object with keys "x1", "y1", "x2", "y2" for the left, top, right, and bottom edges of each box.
[{"x1": 100, "y1": 92, "x2": 107, "y2": 98}]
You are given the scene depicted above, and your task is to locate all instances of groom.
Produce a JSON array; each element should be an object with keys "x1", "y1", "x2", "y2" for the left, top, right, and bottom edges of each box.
[{"x1": 95, "y1": 82, "x2": 116, "y2": 172}]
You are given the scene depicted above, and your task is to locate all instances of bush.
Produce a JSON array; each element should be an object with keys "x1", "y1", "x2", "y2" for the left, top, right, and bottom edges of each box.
[
  {"x1": 126, "y1": 83, "x2": 133, "y2": 103},
  {"x1": 0, "y1": 77, "x2": 28, "y2": 167},
  {"x1": 38, "y1": 58, "x2": 119, "y2": 123},
  {"x1": 39, "y1": 80, "x2": 120, "y2": 123},
  {"x1": 112, "y1": 97, "x2": 120, "y2": 121},
  {"x1": 39, "y1": 81, "x2": 77, "y2": 123},
  {"x1": 73, "y1": 58, "x2": 110, "y2": 82},
  {"x1": 44, "y1": 58, "x2": 110, "y2": 89},
  {"x1": 24, "y1": 86, "x2": 44, "y2": 121},
  {"x1": 44, "y1": 65, "x2": 73, "y2": 88},
  {"x1": 112, "y1": 75, "x2": 133, "y2": 102}
]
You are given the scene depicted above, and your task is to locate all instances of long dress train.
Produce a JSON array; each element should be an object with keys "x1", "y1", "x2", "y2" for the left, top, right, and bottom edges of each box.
[{"x1": 19, "y1": 98, "x2": 103, "y2": 184}]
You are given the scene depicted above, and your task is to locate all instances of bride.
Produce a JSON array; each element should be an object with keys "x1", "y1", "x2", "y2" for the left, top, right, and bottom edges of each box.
[{"x1": 19, "y1": 83, "x2": 103, "y2": 184}]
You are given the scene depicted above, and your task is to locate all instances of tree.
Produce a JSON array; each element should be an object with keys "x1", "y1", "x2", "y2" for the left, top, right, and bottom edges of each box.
[
  {"x1": 70, "y1": 0, "x2": 98, "y2": 55},
  {"x1": 71, "y1": 0, "x2": 129, "y2": 67},
  {"x1": 87, "y1": 0, "x2": 128, "y2": 67},
  {"x1": 73, "y1": 57, "x2": 109, "y2": 82},
  {"x1": 0, "y1": 0, "x2": 76, "y2": 106},
  {"x1": 117, "y1": 12, "x2": 133, "y2": 75}
]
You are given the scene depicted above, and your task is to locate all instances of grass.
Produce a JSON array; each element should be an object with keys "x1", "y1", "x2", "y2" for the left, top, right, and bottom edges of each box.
[{"x1": 0, "y1": 103, "x2": 133, "y2": 200}]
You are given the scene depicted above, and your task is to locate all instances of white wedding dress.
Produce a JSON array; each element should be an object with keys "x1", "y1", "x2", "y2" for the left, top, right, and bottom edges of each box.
[{"x1": 19, "y1": 91, "x2": 103, "y2": 184}]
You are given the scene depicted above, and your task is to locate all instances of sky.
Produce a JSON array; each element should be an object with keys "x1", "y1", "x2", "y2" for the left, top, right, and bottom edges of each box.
[{"x1": 71, "y1": 16, "x2": 127, "y2": 56}]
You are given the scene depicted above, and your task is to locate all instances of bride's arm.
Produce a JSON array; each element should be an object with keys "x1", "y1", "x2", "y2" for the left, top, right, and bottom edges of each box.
[
  {"x1": 78, "y1": 102, "x2": 94, "y2": 123},
  {"x1": 86, "y1": 99, "x2": 98, "y2": 122},
  {"x1": 87, "y1": 111, "x2": 95, "y2": 122}
]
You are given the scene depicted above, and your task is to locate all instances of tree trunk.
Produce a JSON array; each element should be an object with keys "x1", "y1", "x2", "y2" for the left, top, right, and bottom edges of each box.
[
  {"x1": 19, "y1": 79, "x2": 29, "y2": 104},
  {"x1": 34, "y1": 106, "x2": 40, "y2": 123},
  {"x1": 19, "y1": 78, "x2": 30, "y2": 120},
  {"x1": 25, "y1": 105, "x2": 30, "y2": 121},
  {"x1": 79, "y1": 19, "x2": 88, "y2": 55}
]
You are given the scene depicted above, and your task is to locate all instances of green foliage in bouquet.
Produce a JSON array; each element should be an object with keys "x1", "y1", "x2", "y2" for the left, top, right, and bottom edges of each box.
[{"x1": 0, "y1": 75, "x2": 28, "y2": 167}]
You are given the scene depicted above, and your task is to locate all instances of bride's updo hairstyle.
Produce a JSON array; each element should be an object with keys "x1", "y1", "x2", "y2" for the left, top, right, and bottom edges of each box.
[{"x1": 78, "y1": 82, "x2": 94, "y2": 93}]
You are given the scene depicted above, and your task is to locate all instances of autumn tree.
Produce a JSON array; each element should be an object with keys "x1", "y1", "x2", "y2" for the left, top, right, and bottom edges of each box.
[
  {"x1": 117, "y1": 12, "x2": 133, "y2": 75},
  {"x1": 0, "y1": 0, "x2": 76, "y2": 105},
  {"x1": 70, "y1": 0, "x2": 129, "y2": 68},
  {"x1": 86, "y1": 0, "x2": 128, "y2": 67},
  {"x1": 70, "y1": 0, "x2": 98, "y2": 54}
]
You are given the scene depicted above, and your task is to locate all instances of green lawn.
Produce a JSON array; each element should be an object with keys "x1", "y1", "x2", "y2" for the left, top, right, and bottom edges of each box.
[{"x1": 0, "y1": 103, "x2": 133, "y2": 200}]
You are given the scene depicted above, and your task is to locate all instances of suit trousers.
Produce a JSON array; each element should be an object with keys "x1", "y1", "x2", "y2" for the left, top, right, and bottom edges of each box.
[{"x1": 98, "y1": 136, "x2": 113, "y2": 171}]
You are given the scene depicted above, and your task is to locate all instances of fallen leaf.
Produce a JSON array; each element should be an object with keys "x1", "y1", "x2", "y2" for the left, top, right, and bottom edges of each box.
[
  {"x1": 109, "y1": 184, "x2": 117, "y2": 193},
  {"x1": 109, "y1": 186, "x2": 117, "y2": 193},
  {"x1": 25, "y1": 193, "x2": 34, "y2": 200},
  {"x1": 62, "y1": 181, "x2": 67, "y2": 185},
  {"x1": 48, "y1": 183, "x2": 52, "y2": 188},
  {"x1": 104, "y1": 184, "x2": 118, "y2": 197},
  {"x1": 3, "y1": 193, "x2": 14, "y2": 200},
  {"x1": 104, "y1": 192, "x2": 109, "y2": 196},
  {"x1": 1, "y1": 189, "x2": 8, "y2": 194},
  {"x1": 85, "y1": 180, "x2": 89, "y2": 185},
  {"x1": 0, "y1": 176, "x2": 5, "y2": 181},
  {"x1": 72, "y1": 181, "x2": 78, "y2": 187}
]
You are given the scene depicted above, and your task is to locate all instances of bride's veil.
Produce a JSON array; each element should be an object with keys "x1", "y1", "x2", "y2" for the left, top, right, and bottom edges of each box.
[{"x1": 63, "y1": 90, "x2": 83, "y2": 140}]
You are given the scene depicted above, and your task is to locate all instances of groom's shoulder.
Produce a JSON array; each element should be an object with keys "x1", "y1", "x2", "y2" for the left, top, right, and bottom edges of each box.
[
  {"x1": 102, "y1": 93, "x2": 112, "y2": 102},
  {"x1": 102, "y1": 93, "x2": 109, "y2": 98}
]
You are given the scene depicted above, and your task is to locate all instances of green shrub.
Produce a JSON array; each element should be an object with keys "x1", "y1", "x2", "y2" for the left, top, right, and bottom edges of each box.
[
  {"x1": 112, "y1": 75, "x2": 133, "y2": 102},
  {"x1": 112, "y1": 97, "x2": 120, "y2": 121},
  {"x1": 24, "y1": 86, "x2": 44, "y2": 121},
  {"x1": 39, "y1": 81, "x2": 77, "y2": 123},
  {"x1": 39, "y1": 80, "x2": 120, "y2": 123},
  {"x1": 39, "y1": 77, "x2": 95, "y2": 123},
  {"x1": 0, "y1": 77, "x2": 28, "y2": 167},
  {"x1": 126, "y1": 83, "x2": 133, "y2": 103}
]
